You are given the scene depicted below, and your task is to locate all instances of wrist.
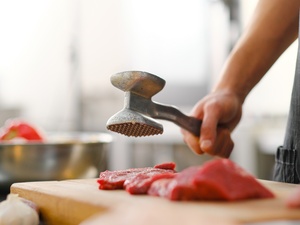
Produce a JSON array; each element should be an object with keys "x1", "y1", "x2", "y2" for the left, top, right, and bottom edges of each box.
[{"x1": 211, "y1": 86, "x2": 246, "y2": 106}]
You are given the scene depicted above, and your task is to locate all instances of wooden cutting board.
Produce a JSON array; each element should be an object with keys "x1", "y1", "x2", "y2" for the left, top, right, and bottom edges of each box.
[{"x1": 10, "y1": 179, "x2": 300, "y2": 225}]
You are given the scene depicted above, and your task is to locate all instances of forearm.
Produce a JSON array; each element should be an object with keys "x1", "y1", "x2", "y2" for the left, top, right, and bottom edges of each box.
[{"x1": 213, "y1": 0, "x2": 299, "y2": 103}]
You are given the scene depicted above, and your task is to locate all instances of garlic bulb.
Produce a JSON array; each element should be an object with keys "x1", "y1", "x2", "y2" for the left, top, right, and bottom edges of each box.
[{"x1": 0, "y1": 194, "x2": 39, "y2": 225}]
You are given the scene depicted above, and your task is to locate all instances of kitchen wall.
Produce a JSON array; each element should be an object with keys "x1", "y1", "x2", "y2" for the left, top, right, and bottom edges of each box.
[
  {"x1": 0, "y1": 0, "x2": 226, "y2": 130},
  {"x1": 0, "y1": 0, "x2": 297, "y2": 176},
  {"x1": 0, "y1": 0, "x2": 78, "y2": 130},
  {"x1": 80, "y1": 0, "x2": 231, "y2": 132},
  {"x1": 239, "y1": 0, "x2": 296, "y2": 116}
]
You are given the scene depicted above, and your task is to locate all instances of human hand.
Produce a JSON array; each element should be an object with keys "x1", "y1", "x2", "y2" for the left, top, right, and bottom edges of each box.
[{"x1": 181, "y1": 90, "x2": 242, "y2": 158}]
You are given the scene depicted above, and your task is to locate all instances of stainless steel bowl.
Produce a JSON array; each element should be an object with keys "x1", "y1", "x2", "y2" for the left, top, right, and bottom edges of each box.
[{"x1": 0, "y1": 132, "x2": 112, "y2": 191}]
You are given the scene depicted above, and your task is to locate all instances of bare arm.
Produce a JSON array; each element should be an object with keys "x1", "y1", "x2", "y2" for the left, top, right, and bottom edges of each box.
[
  {"x1": 182, "y1": 0, "x2": 299, "y2": 156},
  {"x1": 215, "y1": 0, "x2": 299, "y2": 103}
]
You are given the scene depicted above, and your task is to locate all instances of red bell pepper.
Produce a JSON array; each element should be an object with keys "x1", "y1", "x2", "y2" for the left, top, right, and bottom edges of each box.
[{"x1": 0, "y1": 119, "x2": 44, "y2": 141}]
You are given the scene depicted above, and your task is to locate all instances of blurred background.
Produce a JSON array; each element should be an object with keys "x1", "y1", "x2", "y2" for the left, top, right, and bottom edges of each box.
[{"x1": 0, "y1": 0, "x2": 297, "y2": 179}]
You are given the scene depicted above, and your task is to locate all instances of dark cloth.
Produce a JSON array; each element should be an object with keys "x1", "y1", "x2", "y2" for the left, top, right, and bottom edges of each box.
[
  {"x1": 273, "y1": 147, "x2": 299, "y2": 183},
  {"x1": 273, "y1": 11, "x2": 300, "y2": 183}
]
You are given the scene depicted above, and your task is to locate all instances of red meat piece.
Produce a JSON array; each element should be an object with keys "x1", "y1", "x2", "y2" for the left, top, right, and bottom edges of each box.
[
  {"x1": 147, "y1": 178, "x2": 175, "y2": 198},
  {"x1": 148, "y1": 166, "x2": 202, "y2": 200},
  {"x1": 97, "y1": 162, "x2": 176, "y2": 191},
  {"x1": 125, "y1": 172, "x2": 176, "y2": 195},
  {"x1": 0, "y1": 119, "x2": 44, "y2": 142},
  {"x1": 192, "y1": 159, "x2": 274, "y2": 201},
  {"x1": 148, "y1": 159, "x2": 274, "y2": 201},
  {"x1": 154, "y1": 162, "x2": 176, "y2": 170},
  {"x1": 98, "y1": 167, "x2": 148, "y2": 190}
]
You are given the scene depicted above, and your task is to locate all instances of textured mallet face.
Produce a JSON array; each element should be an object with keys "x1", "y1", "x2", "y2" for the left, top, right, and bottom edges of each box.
[{"x1": 107, "y1": 122, "x2": 163, "y2": 137}]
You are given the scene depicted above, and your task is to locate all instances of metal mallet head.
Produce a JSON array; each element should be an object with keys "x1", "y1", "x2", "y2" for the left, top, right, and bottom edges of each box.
[
  {"x1": 106, "y1": 71, "x2": 201, "y2": 137},
  {"x1": 106, "y1": 71, "x2": 165, "y2": 137},
  {"x1": 106, "y1": 108, "x2": 163, "y2": 137}
]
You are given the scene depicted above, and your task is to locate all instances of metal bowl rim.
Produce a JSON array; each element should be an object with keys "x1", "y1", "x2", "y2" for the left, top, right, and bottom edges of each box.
[{"x1": 0, "y1": 132, "x2": 113, "y2": 146}]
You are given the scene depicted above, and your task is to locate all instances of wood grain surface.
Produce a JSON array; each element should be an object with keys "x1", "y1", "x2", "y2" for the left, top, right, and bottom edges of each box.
[{"x1": 10, "y1": 179, "x2": 300, "y2": 225}]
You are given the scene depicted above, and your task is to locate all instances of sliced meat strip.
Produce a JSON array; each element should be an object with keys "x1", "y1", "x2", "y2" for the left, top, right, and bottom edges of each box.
[
  {"x1": 154, "y1": 162, "x2": 176, "y2": 170},
  {"x1": 148, "y1": 166, "x2": 202, "y2": 200},
  {"x1": 98, "y1": 167, "x2": 149, "y2": 190},
  {"x1": 97, "y1": 162, "x2": 176, "y2": 190},
  {"x1": 126, "y1": 172, "x2": 176, "y2": 195},
  {"x1": 147, "y1": 178, "x2": 175, "y2": 198}
]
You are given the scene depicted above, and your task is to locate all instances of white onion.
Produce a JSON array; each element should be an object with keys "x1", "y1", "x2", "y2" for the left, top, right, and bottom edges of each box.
[{"x1": 0, "y1": 194, "x2": 39, "y2": 225}]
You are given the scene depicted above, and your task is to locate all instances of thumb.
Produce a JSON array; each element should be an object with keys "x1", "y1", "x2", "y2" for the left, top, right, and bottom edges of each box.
[{"x1": 199, "y1": 110, "x2": 219, "y2": 153}]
